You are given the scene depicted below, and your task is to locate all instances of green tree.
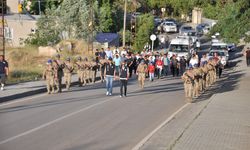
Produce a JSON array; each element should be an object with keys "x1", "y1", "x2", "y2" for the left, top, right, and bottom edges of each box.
[
  {"x1": 99, "y1": 1, "x2": 114, "y2": 32},
  {"x1": 133, "y1": 14, "x2": 154, "y2": 51},
  {"x1": 211, "y1": 0, "x2": 250, "y2": 43}
]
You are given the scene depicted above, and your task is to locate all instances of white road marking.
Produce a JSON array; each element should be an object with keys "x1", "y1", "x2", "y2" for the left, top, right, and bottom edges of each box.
[
  {"x1": 131, "y1": 103, "x2": 190, "y2": 150},
  {"x1": 0, "y1": 98, "x2": 114, "y2": 145},
  {"x1": 0, "y1": 78, "x2": 173, "y2": 145}
]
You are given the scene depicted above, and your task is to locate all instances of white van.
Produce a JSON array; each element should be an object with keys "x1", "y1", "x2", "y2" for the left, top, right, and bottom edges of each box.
[{"x1": 168, "y1": 36, "x2": 193, "y2": 60}]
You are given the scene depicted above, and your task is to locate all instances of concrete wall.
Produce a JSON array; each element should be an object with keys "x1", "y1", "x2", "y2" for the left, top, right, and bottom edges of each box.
[
  {"x1": 7, "y1": 0, "x2": 19, "y2": 14},
  {"x1": 5, "y1": 19, "x2": 37, "y2": 47}
]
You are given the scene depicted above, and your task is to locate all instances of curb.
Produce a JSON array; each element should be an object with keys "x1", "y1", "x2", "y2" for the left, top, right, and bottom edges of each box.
[{"x1": 0, "y1": 77, "x2": 101, "y2": 103}]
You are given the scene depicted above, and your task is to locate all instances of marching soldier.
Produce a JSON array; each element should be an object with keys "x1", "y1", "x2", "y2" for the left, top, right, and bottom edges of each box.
[
  {"x1": 192, "y1": 65, "x2": 201, "y2": 98},
  {"x1": 90, "y1": 58, "x2": 97, "y2": 84},
  {"x1": 201, "y1": 63, "x2": 209, "y2": 90},
  {"x1": 99, "y1": 58, "x2": 107, "y2": 83},
  {"x1": 83, "y1": 57, "x2": 91, "y2": 85},
  {"x1": 43, "y1": 59, "x2": 55, "y2": 94},
  {"x1": 63, "y1": 57, "x2": 74, "y2": 91},
  {"x1": 182, "y1": 67, "x2": 194, "y2": 103},
  {"x1": 207, "y1": 58, "x2": 215, "y2": 86},
  {"x1": 136, "y1": 60, "x2": 148, "y2": 89},
  {"x1": 75, "y1": 56, "x2": 84, "y2": 86},
  {"x1": 197, "y1": 66, "x2": 205, "y2": 93},
  {"x1": 53, "y1": 54, "x2": 64, "y2": 93}
]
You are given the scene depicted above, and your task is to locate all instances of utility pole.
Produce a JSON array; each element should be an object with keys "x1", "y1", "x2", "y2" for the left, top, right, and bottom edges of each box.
[
  {"x1": 87, "y1": 0, "x2": 94, "y2": 55},
  {"x1": 1, "y1": 0, "x2": 5, "y2": 57},
  {"x1": 38, "y1": 0, "x2": 41, "y2": 15},
  {"x1": 122, "y1": 0, "x2": 127, "y2": 47}
]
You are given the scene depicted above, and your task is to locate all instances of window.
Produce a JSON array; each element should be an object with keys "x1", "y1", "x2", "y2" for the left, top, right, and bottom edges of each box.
[
  {"x1": 0, "y1": 0, "x2": 7, "y2": 14},
  {"x1": 4, "y1": 27, "x2": 13, "y2": 40}
]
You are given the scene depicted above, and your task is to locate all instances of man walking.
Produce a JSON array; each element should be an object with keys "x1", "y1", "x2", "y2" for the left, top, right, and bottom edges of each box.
[
  {"x1": 99, "y1": 58, "x2": 107, "y2": 83},
  {"x1": 245, "y1": 47, "x2": 250, "y2": 66},
  {"x1": 162, "y1": 54, "x2": 170, "y2": 76},
  {"x1": 119, "y1": 61, "x2": 129, "y2": 97},
  {"x1": 0, "y1": 55, "x2": 9, "y2": 91},
  {"x1": 53, "y1": 54, "x2": 64, "y2": 93},
  {"x1": 156, "y1": 57, "x2": 163, "y2": 79},
  {"x1": 182, "y1": 67, "x2": 194, "y2": 103},
  {"x1": 113, "y1": 54, "x2": 121, "y2": 76},
  {"x1": 170, "y1": 55, "x2": 178, "y2": 77},
  {"x1": 43, "y1": 59, "x2": 55, "y2": 94},
  {"x1": 137, "y1": 60, "x2": 148, "y2": 89},
  {"x1": 148, "y1": 62, "x2": 155, "y2": 82},
  {"x1": 105, "y1": 47, "x2": 113, "y2": 59},
  {"x1": 104, "y1": 58, "x2": 116, "y2": 96},
  {"x1": 75, "y1": 56, "x2": 84, "y2": 87},
  {"x1": 63, "y1": 57, "x2": 74, "y2": 91}
]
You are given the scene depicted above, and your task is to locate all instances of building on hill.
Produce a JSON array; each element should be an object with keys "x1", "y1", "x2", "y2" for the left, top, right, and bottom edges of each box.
[{"x1": 1, "y1": 0, "x2": 39, "y2": 47}]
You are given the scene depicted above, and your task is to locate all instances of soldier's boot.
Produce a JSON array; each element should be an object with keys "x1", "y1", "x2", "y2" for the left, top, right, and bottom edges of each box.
[
  {"x1": 141, "y1": 80, "x2": 145, "y2": 89},
  {"x1": 186, "y1": 97, "x2": 193, "y2": 103},
  {"x1": 66, "y1": 84, "x2": 70, "y2": 91},
  {"x1": 51, "y1": 85, "x2": 55, "y2": 94},
  {"x1": 47, "y1": 85, "x2": 51, "y2": 94},
  {"x1": 78, "y1": 78, "x2": 82, "y2": 87}
]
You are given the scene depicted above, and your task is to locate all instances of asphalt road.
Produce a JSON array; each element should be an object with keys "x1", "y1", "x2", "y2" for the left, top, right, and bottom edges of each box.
[
  {"x1": 0, "y1": 76, "x2": 186, "y2": 150},
  {"x1": 0, "y1": 31, "x2": 213, "y2": 150}
]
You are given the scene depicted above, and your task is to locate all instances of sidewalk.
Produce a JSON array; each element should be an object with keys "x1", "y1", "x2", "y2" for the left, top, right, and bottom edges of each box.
[
  {"x1": 0, "y1": 72, "x2": 103, "y2": 103},
  {"x1": 140, "y1": 48, "x2": 250, "y2": 150},
  {"x1": 0, "y1": 75, "x2": 81, "y2": 102}
]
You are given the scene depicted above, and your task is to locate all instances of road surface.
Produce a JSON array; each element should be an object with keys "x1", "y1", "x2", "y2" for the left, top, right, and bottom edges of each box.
[{"x1": 0, "y1": 76, "x2": 186, "y2": 150}]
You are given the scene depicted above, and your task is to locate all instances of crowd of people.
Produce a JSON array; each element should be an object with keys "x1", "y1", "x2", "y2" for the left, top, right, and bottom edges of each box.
[
  {"x1": 181, "y1": 52, "x2": 227, "y2": 103},
  {"x1": 43, "y1": 46, "x2": 227, "y2": 100}
]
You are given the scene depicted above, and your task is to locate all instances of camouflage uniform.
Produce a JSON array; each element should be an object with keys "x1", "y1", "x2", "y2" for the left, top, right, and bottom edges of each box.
[
  {"x1": 89, "y1": 59, "x2": 97, "y2": 84},
  {"x1": 182, "y1": 69, "x2": 194, "y2": 103},
  {"x1": 201, "y1": 64, "x2": 209, "y2": 90},
  {"x1": 192, "y1": 67, "x2": 201, "y2": 98},
  {"x1": 197, "y1": 67, "x2": 205, "y2": 93},
  {"x1": 137, "y1": 62, "x2": 148, "y2": 89},
  {"x1": 43, "y1": 62, "x2": 55, "y2": 94},
  {"x1": 207, "y1": 61, "x2": 215, "y2": 86},
  {"x1": 99, "y1": 58, "x2": 107, "y2": 83},
  {"x1": 53, "y1": 58, "x2": 64, "y2": 93},
  {"x1": 63, "y1": 58, "x2": 74, "y2": 90},
  {"x1": 75, "y1": 58, "x2": 85, "y2": 86},
  {"x1": 83, "y1": 58, "x2": 91, "y2": 85}
]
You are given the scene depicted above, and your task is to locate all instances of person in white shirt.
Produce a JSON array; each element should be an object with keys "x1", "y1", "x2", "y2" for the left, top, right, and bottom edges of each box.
[
  {"x1": 120, "y1": 47, "x2": 127, "y2": 56},
  {"x1": 113, "y1": 47, "x2": 120, "y2": 56},
  {"x1": 105, "y1": 47, "x2": 113, "y2": 59},
  {"x1": 189, "y1": 54, "x2": 199, "y2": 67}
]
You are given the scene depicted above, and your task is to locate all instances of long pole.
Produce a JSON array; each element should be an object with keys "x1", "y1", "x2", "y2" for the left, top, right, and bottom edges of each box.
[
  {"x1": 122, "y1": 0, "x2": 127, "y2": 47},
  {"x1": 1, "y1": 0, "x2": 5, "y2": 57},
  {"x1": 91, "y1": 0, "x2": 93, "y2": 54},
  {"x1": 38, "y1": 0, "x2": 41, "y2": 15}
]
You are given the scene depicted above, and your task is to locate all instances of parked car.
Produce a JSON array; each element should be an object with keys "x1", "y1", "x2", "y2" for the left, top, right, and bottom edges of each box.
[
  {"x1": 162, "y1": 21, "x2": 177, "y2": 33},
  {"x1": 154, "y1": 17, "x2": 162, "y2": 27},
  {"x1": 196, "y1": 23, "x2": 209, "y2": 36},
  {"x1": 164, "y1": 18, "x2": 180, "y2": 27},
  {"x1": 227, "y1": 43, "x2": 236, "y2": 52},
  {"x1": 131, "y1": 12, "x2": 141, "y2": 18},
  {"x1": 179, "y1": 25, "x2": 193, "y2": 35}
]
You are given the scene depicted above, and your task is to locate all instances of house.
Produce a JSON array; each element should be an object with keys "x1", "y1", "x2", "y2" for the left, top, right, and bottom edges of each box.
[
  {"x1": 94, "y1": 33, "x2": 119, "y2": 48},
  {"x1": 0, "y1": 0, "x2": 39, "y2": 47}
]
